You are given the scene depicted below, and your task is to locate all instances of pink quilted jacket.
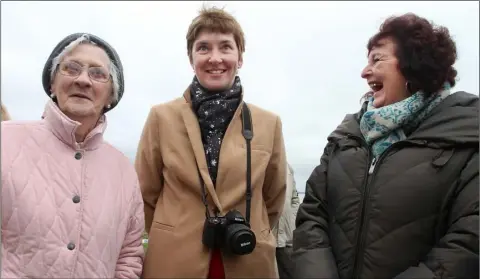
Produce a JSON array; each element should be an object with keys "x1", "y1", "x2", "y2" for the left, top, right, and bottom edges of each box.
[{"x1": 1, "y1": 100, "x2": 145, "y2": 278}]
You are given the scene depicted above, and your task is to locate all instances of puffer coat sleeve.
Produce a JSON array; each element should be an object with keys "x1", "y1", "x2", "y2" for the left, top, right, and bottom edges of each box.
[
  {"x1": 394, "y1": 151, "x2": 479, "y2": 279},
  {"x1": 292, "y1": 142, "x2": 339, "y2": 279}
]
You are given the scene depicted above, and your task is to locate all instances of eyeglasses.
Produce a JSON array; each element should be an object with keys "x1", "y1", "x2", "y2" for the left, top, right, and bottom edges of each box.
[{"x1": 58, "y1": 61, "x2": 111, "y2": 83}]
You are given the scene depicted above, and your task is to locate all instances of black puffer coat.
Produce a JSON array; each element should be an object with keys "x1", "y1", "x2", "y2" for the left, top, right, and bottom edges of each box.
[{"x1": 292, "y1": 92, "x2": 479, "y2": 279}]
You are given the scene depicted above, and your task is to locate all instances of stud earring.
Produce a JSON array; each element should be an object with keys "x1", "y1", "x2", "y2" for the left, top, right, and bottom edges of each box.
[
  {"x1": 106, "y1": 104, "x2": 111, "y2": 109},
  {"x1": 50, "y1": 93, "x2": 56, "y2": 99}
]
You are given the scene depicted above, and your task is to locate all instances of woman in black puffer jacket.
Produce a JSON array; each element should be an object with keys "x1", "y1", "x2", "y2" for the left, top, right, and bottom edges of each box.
[{"x1": 292, "y1": 13, "x2": 478, "y2": 279}]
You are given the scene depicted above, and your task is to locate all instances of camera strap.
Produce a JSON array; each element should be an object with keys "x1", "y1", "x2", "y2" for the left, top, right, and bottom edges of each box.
[
  {"x1": 241, "y1": 102, "x2": 253, "y2": 225},
  {"x1": 196, "y1": 102, "x2": 253, "y2": 225}
]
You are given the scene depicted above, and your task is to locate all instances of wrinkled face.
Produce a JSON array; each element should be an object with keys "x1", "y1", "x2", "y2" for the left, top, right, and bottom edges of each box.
[
  {"x1": 51, "y1": 43, "x2": 113, "y2": 120},
  {"x1": 361, "y1": 37, "x2": 409, "y2": 108},
  {"x1": 190, "y1": 31, "x2": 243, "y2": 91}
]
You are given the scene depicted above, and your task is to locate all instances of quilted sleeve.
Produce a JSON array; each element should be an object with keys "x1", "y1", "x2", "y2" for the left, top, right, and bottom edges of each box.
[
  {"x1": 135, "y1": 107, "x2": 163, "y2": 233},
  {"x1": 1, "y1": 122, "x2": 11, "y2": 217},
  {"x1": 394, "y1": 152, "x2": 479, "y2": 279},
  {"x1": 115, "y1": 173, "x2": 145, "y2": 279},
  {"x1": 292, "y1": 142, "x2": 339, "y2": 279},
  {"x1": 262, "y1": 116, "x2": 287, "y2": 229}
]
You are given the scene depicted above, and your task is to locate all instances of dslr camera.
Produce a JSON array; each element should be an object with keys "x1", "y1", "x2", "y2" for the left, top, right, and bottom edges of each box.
[{"x1": 202, "y1": 209, "x2": 256, "y2": 255}]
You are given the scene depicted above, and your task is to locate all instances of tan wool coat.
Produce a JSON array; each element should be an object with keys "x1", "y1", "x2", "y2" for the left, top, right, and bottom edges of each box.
[{"x1": 135, "y1": 88, "x2": 287, "y2": 278}]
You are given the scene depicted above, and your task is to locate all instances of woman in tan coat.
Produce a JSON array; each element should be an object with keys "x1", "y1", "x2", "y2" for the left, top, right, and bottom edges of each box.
[
  {"x1": 135, "y1": 5, "x2": 287, "y2": 279},
  {"x1": 1, "y1": 103, "x2": 11, "y2": 121}
]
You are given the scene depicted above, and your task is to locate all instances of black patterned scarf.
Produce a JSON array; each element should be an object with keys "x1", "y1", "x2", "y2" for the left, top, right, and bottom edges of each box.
[{"x1": 190, "y1": 76, "x2": 242, "y2": 186}]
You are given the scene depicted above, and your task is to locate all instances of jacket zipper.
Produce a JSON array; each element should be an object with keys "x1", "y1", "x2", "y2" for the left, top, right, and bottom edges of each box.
[
  {"x1": 368, "y1": 157, "x2": 377, "y2": 174},
  {"x1": 350, "y1": 137, "x2": 410, "y2": 278},
  {"x1": 346, "y1": 134, "x2": 371, "y2": 278}
]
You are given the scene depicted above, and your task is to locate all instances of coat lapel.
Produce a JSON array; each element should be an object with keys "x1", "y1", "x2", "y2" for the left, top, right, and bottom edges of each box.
[
  {"x1": 215, "y1": 100, "x2": 244, "y2": 188},
  {"x1": 181, "y1": 88, "x2": 222, "y2": 212}
]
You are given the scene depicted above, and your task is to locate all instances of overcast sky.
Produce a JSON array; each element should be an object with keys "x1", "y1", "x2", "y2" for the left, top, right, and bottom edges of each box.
[{"x1": 2, "y1": 1, "x2": 478, "y2": 193}]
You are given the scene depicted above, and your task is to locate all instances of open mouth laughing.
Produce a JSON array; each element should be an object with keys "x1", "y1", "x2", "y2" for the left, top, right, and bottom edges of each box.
[{"x1": 368, "y1": 81, "x2": 383, "y2": 93}]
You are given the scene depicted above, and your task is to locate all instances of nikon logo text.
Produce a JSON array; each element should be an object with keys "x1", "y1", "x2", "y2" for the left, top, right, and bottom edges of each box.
[{"x1": 240, "y1": 242, "x2": 251, "y2": 247}]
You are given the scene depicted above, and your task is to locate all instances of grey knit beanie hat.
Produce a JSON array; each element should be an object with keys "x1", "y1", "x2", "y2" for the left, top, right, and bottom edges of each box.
[{"x1": 42, "y1": 32, "x2": 124, "y2": 112}]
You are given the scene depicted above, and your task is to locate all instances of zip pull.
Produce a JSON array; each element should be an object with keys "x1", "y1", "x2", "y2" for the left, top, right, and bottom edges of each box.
[{"x1": 368, "y1": 157, "x2": 377, "y2": 175}]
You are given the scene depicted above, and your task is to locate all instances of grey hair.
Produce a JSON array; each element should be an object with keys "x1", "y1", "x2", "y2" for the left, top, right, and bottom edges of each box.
[{"x1": 49, "y1": 34, "x2": 120, "y2": 104}]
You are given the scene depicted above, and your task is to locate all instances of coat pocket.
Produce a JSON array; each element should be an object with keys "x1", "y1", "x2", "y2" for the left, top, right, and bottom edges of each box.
[
  {"x1": 431, "y1": 148, "x2": 455, "y2": 169},
  {"x1": 152, "y1": 221, "x2": 175, "y2": 232},
  {"x1": 260, "y1": 228, "x2": 273, "y2": 241}
]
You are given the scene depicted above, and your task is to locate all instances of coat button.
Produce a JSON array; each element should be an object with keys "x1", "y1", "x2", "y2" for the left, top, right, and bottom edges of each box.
[
  {"x1": 72, "y1": 195, "x2": 80, "y2": 203},
  {"x1": 67, "y1": 242, "x2": 75, "y2": 250},
  {"x1": 74, "y1": 152, "x2": 82, "y2": 160}
]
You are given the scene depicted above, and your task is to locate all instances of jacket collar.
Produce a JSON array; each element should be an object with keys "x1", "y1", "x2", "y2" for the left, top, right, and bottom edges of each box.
[
  {"x1": 328, "y1": 91, "x2": 479, "y2": 148},
  {"x1": 43, "y1": 100, "x2": 106, "y2": 150},
  {"x1": 183, "y1": 88, "x2": 192, "y2": 103}
]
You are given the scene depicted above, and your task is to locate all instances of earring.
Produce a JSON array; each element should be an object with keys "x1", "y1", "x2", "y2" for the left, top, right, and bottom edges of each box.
[
  {"x1": 405, "y1": 81, "x2": 413, "y2": 94},
  {"x1": 106, "y1": 104, "x2": 111, "y2": 109},
  {"x1": 50, "y1": 93, "x2": 56, "y2": 99}
]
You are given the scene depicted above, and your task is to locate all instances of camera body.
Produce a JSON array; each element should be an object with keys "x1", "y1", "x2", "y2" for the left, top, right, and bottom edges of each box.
[{"x1": 202, "y1": 209, "x2": 256, "y2": 255}]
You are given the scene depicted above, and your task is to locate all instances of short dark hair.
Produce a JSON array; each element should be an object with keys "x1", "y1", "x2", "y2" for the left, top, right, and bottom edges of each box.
[{"x1": 367, "y1": 13, "x2": 457, "y2": 96}]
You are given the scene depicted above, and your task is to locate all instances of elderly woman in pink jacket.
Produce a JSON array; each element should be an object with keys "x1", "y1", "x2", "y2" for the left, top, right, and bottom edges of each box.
[{"x1": 1, "y1": 33, "x2": 145, "y2": 278}]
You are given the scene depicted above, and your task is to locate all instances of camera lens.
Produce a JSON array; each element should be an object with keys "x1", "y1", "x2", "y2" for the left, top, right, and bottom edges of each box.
[{"x1": 226, "y1": 223, "x2": 256, "y2": 255}]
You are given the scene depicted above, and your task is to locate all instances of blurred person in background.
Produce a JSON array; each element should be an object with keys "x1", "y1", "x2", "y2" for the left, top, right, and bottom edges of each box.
[
  {"x1": 293, "y1": 13, "x2": 478, "y2": 279},
  {"x1": 136, "y1": 5, "x2": 286, "y2": 279},
  {"x1": 274, "y1": 163, "x2": 300, "y2": 279},
  {"x1": 1, "y1": 102, "x2": 11, "y2": 121},
  {"x1": 1, "y1": 33, "x2": 144, "y2": 278}
]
